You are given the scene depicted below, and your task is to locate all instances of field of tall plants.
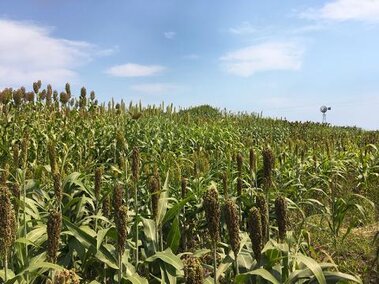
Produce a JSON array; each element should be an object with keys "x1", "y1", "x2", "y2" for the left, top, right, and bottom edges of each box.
[{"x1": 0, "y1": 82, "x2": 378, "y2": 283}]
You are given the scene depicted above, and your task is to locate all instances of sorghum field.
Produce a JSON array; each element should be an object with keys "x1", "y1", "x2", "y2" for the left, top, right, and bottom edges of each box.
[{"x1": 0, "y1": 82, "x2": 378, "y2": 284}]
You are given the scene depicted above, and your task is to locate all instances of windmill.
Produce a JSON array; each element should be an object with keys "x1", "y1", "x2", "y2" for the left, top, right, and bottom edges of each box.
[{"x1": 320, "y1": 105, "x2": 331, "y2": 123}]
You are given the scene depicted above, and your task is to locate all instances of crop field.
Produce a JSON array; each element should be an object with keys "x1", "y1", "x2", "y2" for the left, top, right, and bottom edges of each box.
[{"x1": 0, "y1": 82, "x2": 378, "y2": 283}]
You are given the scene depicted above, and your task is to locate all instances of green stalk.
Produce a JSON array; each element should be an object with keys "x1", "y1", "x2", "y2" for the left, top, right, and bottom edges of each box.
[
  {"x1": 134, "y1": 183, "x2": 139, "y2": 266},
  {"x1": 213, "y1": 241, "x2": 217, "y2": 284},
  {"x1": 118, "y1": 252, "x2": 122, "y2": 283},
  {"x1": 235, "y1": 252, "x2": 239, "y2": 277},
  {"x1": 4, "y1": 253, "x2": 8, "y2": 282},
  {"x1": 160, "y1": 226, "x2": 163, "y2": 251}
]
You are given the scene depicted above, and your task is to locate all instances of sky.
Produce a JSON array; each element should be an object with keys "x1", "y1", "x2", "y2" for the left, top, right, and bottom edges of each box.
[{"x1": 0, "y1": 0, "x2": 379, "y2": 130}]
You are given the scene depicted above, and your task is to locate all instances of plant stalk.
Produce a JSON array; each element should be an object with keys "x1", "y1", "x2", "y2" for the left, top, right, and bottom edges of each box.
[{"x1": 213, "y1": 241, "x2": 217, "y2": 284}]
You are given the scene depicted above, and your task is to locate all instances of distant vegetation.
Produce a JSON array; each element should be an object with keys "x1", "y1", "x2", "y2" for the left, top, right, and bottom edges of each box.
[{"x1": 0, "y1": 82, "x2": 378, "y2": 283}]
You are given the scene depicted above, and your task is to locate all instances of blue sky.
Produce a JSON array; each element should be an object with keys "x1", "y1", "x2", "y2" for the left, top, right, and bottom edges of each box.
[{"x1": 1, "y1": 0, "x2": 379, "y2": 129}]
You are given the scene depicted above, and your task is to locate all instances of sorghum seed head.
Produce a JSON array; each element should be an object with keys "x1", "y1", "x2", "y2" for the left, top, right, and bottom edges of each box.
[
  {"x1": 247, "y1": 207, "x2": 263, "y2": 261},
  {"x1": 26, "y1": 91, "x2": 35, "y2": 102},
  {"x1": 80, "y1": 87, "x2": 86, "y2": 98},
  {"x1": 131, "y1": 147, "x2": 140, "y2": 182},
  {"x1": 33, "y1": 81, "x2": 40, "y2": 94},
  {"x1": 262, "y1": 146, "x2": 275, "y2": 190},
  {"x1": 90, "y1": 91, "x2": 95, "y2": 101},
  {"x1": 53, "y1": 90, "x2": 58, "y2": 102},
  {"x1": 183, "y1": 256, "x2": 204, "y2": 284},
  {"x1": 0, "y1": 187, "x2": 16, "y2": 257},
  {"x1": 116, "y1": 205, "x2": 128, "y2": 255},
  {"x1": 102, "y1": 194, "x2": 110, "y2": 218},
  {"x1": 59, "y1": 92, "x2": 70, "y2": 105},
  {"x1": 47, "y1": 210, "x2": 62, "y2": 263},
  {"x1": 65, "y1": 83, "x2": 71, "y2": 95},
  {"x1": 224, "y1": 199, "x2": 240, "y2": 257},
  {"x1": 13, "y1": 88, "x2": 24, "y2": 106},
  {"x1": 40, "y1": 89, "x2": 46, "y2": 101},
  {"x1": 46, "y1": 84, "x2": 52, "y2": 96},
  {"x1": 94, "y1": 166, "x2": 103, "y2": 201},
  {"x1": 112, "y1": 183, "x2": 124, "y2": 213},
  {"x1": 255, "y1": 193, "x2": 268, "y2": 242},
  {"x1": 237, "y1": 153, "x2": 243, "y2": 176},
  {"x1": 203, "y1": 185, "x2": 220, "y2": 243},
  {"x1": 275, "y1": 196, "x2": 287, "y2": 241}
]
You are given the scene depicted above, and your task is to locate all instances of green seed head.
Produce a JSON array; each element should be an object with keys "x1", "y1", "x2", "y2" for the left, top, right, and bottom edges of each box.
[
  {"x1": 183, "y1": 256, "x2": 204, "y2": 284},
  {"x1": 247, "y1": 207, "x2": 263, "y2": 261},
  {"x1": 47, "y1": 210, "x2": 62, "y2": 263},
  {"x1": 275, "y1": 196, "x2": 287, "y2": 241},
  {"x1": 181, "y1": 177, "x2": 187, "y2": 199},
  {"x1": 203, "y1": 185, "x2": 220, "y2": 243},
  {"x1": 224, "y1": 199, "x2": 240, "y2": 257},
  {"x1": 94, "y1": 166, "x2": 103, "y2": 201}
]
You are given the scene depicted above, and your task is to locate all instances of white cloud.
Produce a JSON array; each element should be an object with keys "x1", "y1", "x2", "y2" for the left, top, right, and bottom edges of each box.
[
  {"x1": 105, "y1": 63, "x2": 166, "y2": 77},
  {"x1": 229, "y1": 21, "x2": 256, "y2": 35},
  {"x1": 220, "y1": 42, "x2": 303, "y2": 77},
  {"x1": 164, "y1": 31, "x2": 176, "y2": 39},
  {"x1": 301, "y1": 0, "x2": 379, "y2": 23},
  {"x1": 0, "y1": 18, "x2": 100, "y2": 87},
  {"x1": 130, "y1": 83, "x2": 178, "y2": 94}
]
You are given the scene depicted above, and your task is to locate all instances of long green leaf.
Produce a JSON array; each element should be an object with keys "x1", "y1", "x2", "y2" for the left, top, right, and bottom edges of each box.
[{"x1": 235, "y1": 268, "x2": 280, "y2": 284}]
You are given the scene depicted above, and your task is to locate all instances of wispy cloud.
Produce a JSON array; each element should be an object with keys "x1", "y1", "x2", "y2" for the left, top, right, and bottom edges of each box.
[
  {"x1": 0, "y1": 18, "x2": 104, "y2": 87},
  {"x1": 300, "y1": 0, "x2": 379, "y2": 23},
  {"x1": 164, "y1": 31, "x2": 176, "y2": 39},
  {"x1": 130, "y1": 83, "x2": 178, "y2": 94},
  {"x1": 229, "y1": 21, "x2": 256, "y2": 35},
  {"x1": 183, "y1": 54, "x2": 200, "y2": 60},
  {"x1": 220, "y1": 42, "x2": 304, "y2": 77},
  {"x1": 105, "y1": 63, "x2": 166, "y2": 77}
]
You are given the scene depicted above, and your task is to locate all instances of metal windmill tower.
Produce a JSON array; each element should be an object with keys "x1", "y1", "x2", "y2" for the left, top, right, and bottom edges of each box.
[{"x1": 320, "y1": 105, "x2": 331, "y2": 123}]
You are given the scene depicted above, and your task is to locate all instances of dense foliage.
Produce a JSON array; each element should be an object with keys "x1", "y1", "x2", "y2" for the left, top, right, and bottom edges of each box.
[{"x1": 0, "y1": 83, "x2": 378, "y2": 283}]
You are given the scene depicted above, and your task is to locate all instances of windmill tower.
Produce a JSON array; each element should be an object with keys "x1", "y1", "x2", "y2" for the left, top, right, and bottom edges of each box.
[{"x1": 320, "y1": 105, "x2": 331, "y2": 123}]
